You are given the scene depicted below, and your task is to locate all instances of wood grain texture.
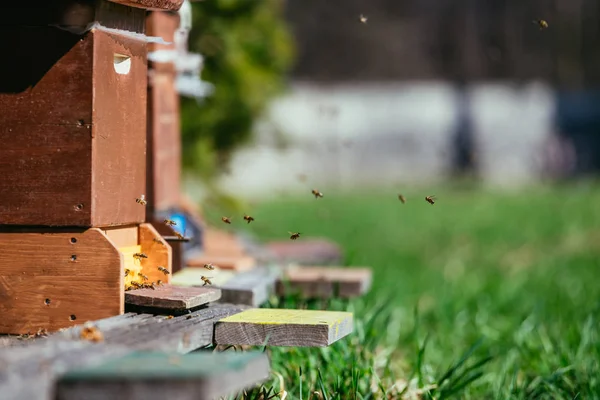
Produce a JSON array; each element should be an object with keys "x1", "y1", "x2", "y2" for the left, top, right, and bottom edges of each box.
[
  {"x1": 108, "y1": 0, "x2": 184, "y2": 11},
  {"x1": 276, "y1": 266, "x2": 372, "y2": 299},
  {"x1": 55, "y1": 352, "x2": 270, "y2": 400},
  {"x1": 214, "y1": 308, "x2": 354, "y2": 347},
  {"x1": 104, "y1": 226, "x2": 139, "y2": 248},
  {"x1": 217, "y1": 266, "x2": 281, "y2": 307},
  {"x1": 91, "y1": 29, "x2": 146, "y2": 227},
  {"x1": 266, "y1": 239, "x2": 344, "y2": 266},
  {"x1": 0, "y1": 29, "x2": 146, "y2": 227},
  {"x1": 146, "y1": 72, "x2": 181, "y2": 213},
  {"x1": 125, "y1": 285, "x2": 221, "y2": 310},
  {"x1": 0, "y1": 304, "x2": 249, "y2": 400},
  {"x1": 186, "y1": 255, "x2": 256, "y2": 272},
  {"x1": 139, "y1": 223, "x2": 172, "y2": 284},
  {"x1": 0, "y1": 228, "x2": 123, "y2": 334}
]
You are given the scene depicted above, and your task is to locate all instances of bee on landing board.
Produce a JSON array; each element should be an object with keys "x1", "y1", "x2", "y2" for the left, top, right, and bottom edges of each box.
[
  {"x1": 158, "y1": 266, "x2": 170, "y2": 275},
  {"x1": 243, "y1": 214, "x2": 255, "y2": 224},
  {"x1": 289, "y1": 232, "x2": 301, "y2": 240},
  {"x1": 425, "y1": 195, "x2": 436, "y2": 205},
  {"x1": 311, "y1": 189, "x2": 324, "y2": 199},
  {"x1": 130, "y1": 281, "x2": 143, "y2": 289},
  {"x1": 156, "y1": 280, "x2": 163, "y2": 286},
  {"x1": 398, "y1": 194, "x2": 406, "y2": 204},
  {"x1": 137, "y1": 272, "x2": 148, "y2": 281},
  {"x1": 133, "y1": 253, "x2": 148, "y2": 260},
  {"x1": 164, "y1": 219, "x2": 176, "y2": 226},
  {"x1": 533, "y1": 19, "x2": 548, "y2": 30},
  {"x1": 359, "y1": 14, "x2": 368, "y2": 24},
  {"x1": 135, "y1": 194, "x2": 147, "y2": 206},
  {"x1": 203, "y1": 263, "x2": 215, "y2": 270},
  {"x1": 201, "y1": 276, "x2": 213, "y2": 286},
  {"x1": 80, "y1": 325, "x2": 104, "y2": 343},
  {"x1": 222, "y1": 216, "x2": 231, "y2": 224}
]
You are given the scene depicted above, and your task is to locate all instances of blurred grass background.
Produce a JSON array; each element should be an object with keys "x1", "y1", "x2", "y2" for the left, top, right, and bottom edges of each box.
[{"x1": 204, "y1": 182, "x2": 600, "y2": 398}]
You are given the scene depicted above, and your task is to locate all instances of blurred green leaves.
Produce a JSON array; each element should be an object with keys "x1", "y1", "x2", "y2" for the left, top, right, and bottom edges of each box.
[{"x1": 181, "y1": 0, "x2": 294, "y2": 179}]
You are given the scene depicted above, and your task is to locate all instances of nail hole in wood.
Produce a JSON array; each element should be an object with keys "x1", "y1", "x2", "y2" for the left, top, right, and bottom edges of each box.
[
  {"x1": 70, "y1": 238, "x2": 77, "y2": 244},
  {"x1": 70, "y1": 255, "x2": 77, "y2": 262},
  {"x1": 77, "y1": 120, "x2": 85, "y2": 126},
  {"x1": 44, "y1": 298, "x2": 51, "y2": 306},
  {"x1": 74, "y1": 203, "x2": 84, "y2": 211},
  {"x1": 69, "y1": 314, "x2": 76, "y2": 321}
]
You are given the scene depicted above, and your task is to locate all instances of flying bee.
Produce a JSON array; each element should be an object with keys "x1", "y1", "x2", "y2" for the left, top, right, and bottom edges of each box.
[
  {"x1": 201, "y1": 276, "x2": 213, "y2": 286},
  {"x1": 533, "y1": 19, "x2": 548, "y2": 30},
  {"x1": 243, "y1": 214, "x2": 255, "y2": 224},
  {"x1": 289, "y1": 232, "x2": 301, "y2": 240},
  {"x1": 137, "y1": 272, "x2": 148, "y2": 281},
  {"x1": 174, "y1": 231, "x2": 185, "y2": 240},
  {"x1": 158, "y1": 266, "x2": 170, "y2": 275},
  {"x1": 221, "y1": 216, "x2": 231, "y2": 224},
  {"x1": 398, "y1": 194, "x2": 406, "y2": 204},
  {"x1": 425, "y1": 195, "x2": 436, "y2": 205},
  {"x1": 124, "y1": 268, "x2": 131, "y2": 277},
  {"x1": 203, "y1": 263, "x2": 215, "y2": 270},
  {"x1": 156, "y1": 279, "x2": 163, "y2": 286},
  {"x1": 135, "y1": 194, "x2": 147, "y2": 206},
  {"x1": 133, "y1": 252, "x2": 148, "y2": 260},
  {"x1": 311, "y1": 189, "x2": 324, "y2": 199},
  {"x1": 164, "y1": 219, "x2": 176, "y2": 226},
  {"x1": 359, "y1": 14, "x2": 368, "y2": 24}
]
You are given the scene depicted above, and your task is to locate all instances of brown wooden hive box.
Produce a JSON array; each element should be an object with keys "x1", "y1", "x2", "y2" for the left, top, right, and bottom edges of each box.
[{"x1": 0, "y1": 27, "x2": 147, "y2": 227}]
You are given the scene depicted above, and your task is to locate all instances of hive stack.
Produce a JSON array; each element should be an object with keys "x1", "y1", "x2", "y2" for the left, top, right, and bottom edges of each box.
[{"x1": 0, "y1": 0, "x2": 183, "y2": 334}]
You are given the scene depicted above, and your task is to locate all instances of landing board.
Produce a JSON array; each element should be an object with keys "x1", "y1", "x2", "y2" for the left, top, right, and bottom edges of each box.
[
  {"x1": 125, "y1": 284, "x2": 221, "y2": 310},
  {"x1": 214, "y1": 308, "x2": 353, "y2": 347},
  {"x1": 277, "y1": 266, "x2": 372, "y2": 298}
]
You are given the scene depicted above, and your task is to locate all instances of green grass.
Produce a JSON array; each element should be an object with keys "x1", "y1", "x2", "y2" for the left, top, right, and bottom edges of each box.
[{"x1": 204, "y1": 182, "x2": 600, "y2": 399}]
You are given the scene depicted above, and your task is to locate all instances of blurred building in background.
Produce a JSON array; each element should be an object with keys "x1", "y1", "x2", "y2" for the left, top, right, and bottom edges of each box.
[{"x1": 220, "y1": 0, "x2": 600, "y2": 194}]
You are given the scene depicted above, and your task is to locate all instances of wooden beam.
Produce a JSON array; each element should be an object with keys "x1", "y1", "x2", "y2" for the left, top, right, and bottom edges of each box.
[
  {"x1": 214, "y1": 308, "x2": 353, "y2": 347},
  {"x1": 277, "y1": 266, "x2": 372, "y2": 299},
  {"x1": 265, "y1": 239, "x2": 344, "y2": 266},
  {"x1": 55, "y1": 352, "x2": 270, "y2": 400},
  {"x1": 217, "y1": 266, "x2": 280, "y2": 307},
  {"x1": 125, "y1": 285, "x2": 221, "y2": 310}
]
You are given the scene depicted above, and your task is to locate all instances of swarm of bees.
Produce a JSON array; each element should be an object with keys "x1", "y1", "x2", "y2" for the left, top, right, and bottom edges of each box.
[
  {"x1": 135, "y1": 194, "x2": 147, "y2": 206},
  {"x1": 201, "y1": 276, "x2": 213, "y2": 286},
  {"x1": 158, "y1": 266, "x2": 170, "y2": 275},
  {"x1": 311, "y1": 189, "x2": 324, "y2": 199},
  {"x1": 533, "y1": 19, "x2": 548, "y2": 30},
  {"x1": 221, "y1": 216, "x2": 231, "y2": 224},
  {"x1": 80, "y1": 325, "x2": 104, "y2": 343},
  {"x1": 203, "y1": 263, "x2": 216, "y2": 270},
  {"x1": 289, "y1": 232, "x2": 301, "y2": 240},
  {"x1": 243, "y1": 214, "x2": 255, "y2": 224}
]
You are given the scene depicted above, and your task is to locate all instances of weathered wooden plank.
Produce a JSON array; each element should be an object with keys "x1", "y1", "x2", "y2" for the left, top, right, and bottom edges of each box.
[
  {"x1": 0, "y1": 304, "x2": 249, "y2": 400},
  {"x1": 277, "y1": 266, "x2": 373, "y2": 299},
  {"x1": 186, "y1": 255, "x2": 256, "y2": 272},
  {"x1": 266, "y1": 239, "x2": 344, "y2": 266},
  {"x1": 0, "y1": 228, "x2": 123, "y2": 334},
  {"x1": 214, "y1": 308, "x2": 353, "y2": 347},
  {"x1": 139, "y1": 223, "x2": 173, "y2": 284},
  {"x1": 55, "y1": 351, "x2": 270, "y2": 400},
  {"x1": 125, "y1": 285, "x2": 221, "y2": 310},
  {"x1": 108, "y1": 0, "x2": 184, "y2": 11},
  {"x1": 218, "y1": 266, "x2": 281, "y2": 307}
]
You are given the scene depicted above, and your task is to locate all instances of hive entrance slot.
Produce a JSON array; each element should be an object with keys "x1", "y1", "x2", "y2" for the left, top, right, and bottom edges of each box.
[{"x1": 113, "y1": 54, "x2": 131, "y2": 75}]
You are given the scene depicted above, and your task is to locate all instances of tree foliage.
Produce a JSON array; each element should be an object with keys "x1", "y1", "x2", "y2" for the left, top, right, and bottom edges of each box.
[{"x1": 181, "y1": 0, "x2": 294, "y2": 179}]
